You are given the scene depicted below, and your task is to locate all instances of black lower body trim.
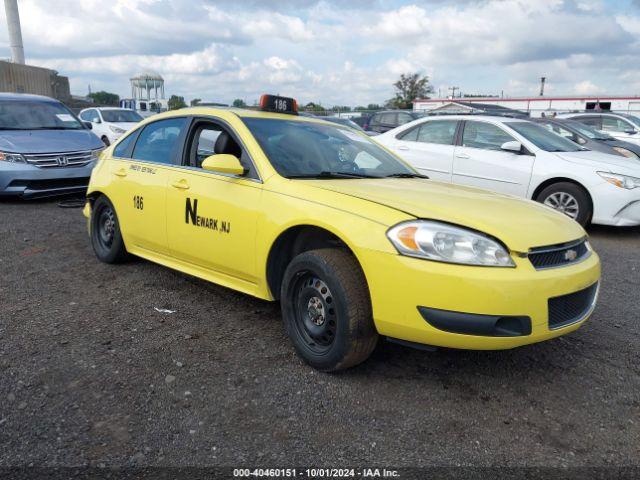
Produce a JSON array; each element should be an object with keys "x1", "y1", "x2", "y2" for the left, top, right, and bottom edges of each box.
[{"x1": 418, "y1": 307, "x2": 532, "y2": 337}]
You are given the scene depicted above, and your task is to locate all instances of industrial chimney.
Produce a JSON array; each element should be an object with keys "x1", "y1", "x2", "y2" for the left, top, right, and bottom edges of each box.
[
  {"x1": 539, "y1": 76, "x2": 546, "y2": 97},
  {"x1": 4, "y1": 0, "x2": 25, "y2": 64}
]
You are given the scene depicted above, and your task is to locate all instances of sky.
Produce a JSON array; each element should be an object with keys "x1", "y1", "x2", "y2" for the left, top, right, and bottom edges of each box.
[{"x1": 2, "y1": 0, "x2": 640, "y2": 107}]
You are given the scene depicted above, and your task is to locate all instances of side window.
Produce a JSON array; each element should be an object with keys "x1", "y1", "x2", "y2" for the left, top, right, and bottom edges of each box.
[
  {"x1": 398, "y1": 126, "x2": 419, "y2": 141},
  {"x1": 380, "y1": 113, "x2": 397, "y2": 125},
  {"x1": 113, "y1": 131, "x2": 138, "y2": 158},
  {"x1": 132, "y1": 117, "x2": 186, "y2": 164},
  {"x1": 602, "y1": 116, "x2": 633, "y2": 133},
  {"x1": 397, "y1": 112, "x2": 414, "y2": 125},
  {"x1": 417, "y1": 121, "x2": 457, "y2": 145},
  {"x1": 79, "y1": 110, "x2": 91, "y2": 121},
  {"x1": 462, "y1": 121, "x2": 514, "y2": 150},
  {"x1": 577, "y1": 116, "x2": 602, "y2": 129}
]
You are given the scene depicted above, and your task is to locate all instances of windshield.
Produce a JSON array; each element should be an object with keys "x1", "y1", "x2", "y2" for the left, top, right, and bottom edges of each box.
[
  {"x1": 323, "y1": 117, "x2": 365, "y2": 132},
  {"x1": 505, "y1": 121, "x2": 584, "y2": 152},
  {"x1": 621, "y1": 114, "x2": 640, "y2": 128},
  {"x1": 0, "y1": 100, "x2": 84, "y2": 130},
  {"x1": 562, "y1": 120, "x2": 613, "y2": 140},
  {"x1": 101, "y1": 109, "x2": 143, "y2": 123},
  {"x1": 242, "y1": 118, "x2": 417, "y2": 179}
]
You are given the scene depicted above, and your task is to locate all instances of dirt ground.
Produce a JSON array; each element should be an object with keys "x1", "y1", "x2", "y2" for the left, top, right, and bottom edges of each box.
[{"x1": 0, "y1": 199, "x2": 638, "y2": 474}]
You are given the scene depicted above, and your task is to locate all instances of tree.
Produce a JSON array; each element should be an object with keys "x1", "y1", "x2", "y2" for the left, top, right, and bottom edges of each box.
[
  {"x1": 331, "y1": 105, "x2": 351, "y2": 112},
  {"x1": 386, "y1": 73, "x2": 434, "y2": 109},
  {"x1": 190, "y1": 98, "x2": 201, "y2": 106},
  {"x1": 366, "y1": 103, "x2": 382, "y2": 111},
  {"x1": 87, "y1": 91, "x2": 119, "y2": 106},
  {"x1": 232, "y1": 98, "x2": 247, "y2": 108},
  {"x1": 168, "y1": 95, "x2": 187, "y2": 110},
  {"x1": 303, "y1": 102, "x2": 325, "y2": 113}
]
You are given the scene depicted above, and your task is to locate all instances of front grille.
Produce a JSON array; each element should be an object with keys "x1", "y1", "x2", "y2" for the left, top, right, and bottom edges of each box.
[
  {"x1": 548, "y1": 283, "x2": 598, "y2": 329},
  {"x1": 528, "y1": 239, "x2": 590, "y2": 270},
  {"x1": 23, "y1": 150, "x2": 94, "y2": 168}
]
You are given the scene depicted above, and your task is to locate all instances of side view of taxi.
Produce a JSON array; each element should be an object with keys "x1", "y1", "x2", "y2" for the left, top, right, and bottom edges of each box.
[{"x1": 84, "y1": 96, "x2": 601, "y2": 371}]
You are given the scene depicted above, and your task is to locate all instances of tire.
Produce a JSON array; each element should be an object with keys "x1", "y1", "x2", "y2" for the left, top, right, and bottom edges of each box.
[
  {"x1": 281, "y1": 248, "x2": 378, "y2": 372},
  {"x1": 90, "y1": 195, "x2": 130, "y2": 263},
  {"x1": 101, "y1": 136, "x2": 111, "y2": 146},
  {"x1": 535, "y1": 182, "x2": 592, "y2": 227}
]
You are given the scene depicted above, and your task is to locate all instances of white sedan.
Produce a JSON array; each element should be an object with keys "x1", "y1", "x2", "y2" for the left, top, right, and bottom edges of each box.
[
  {"x1": 79, "y1": 107, "x2": 143, "y2": 146},
  {"x1": 375, "y1": 115, "x2": 640, "y2": 227}
]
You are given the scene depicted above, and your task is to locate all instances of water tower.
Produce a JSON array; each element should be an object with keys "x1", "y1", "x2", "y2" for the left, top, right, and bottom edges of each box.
[{"x1": 130, "y1": 71, "x2": 165, "y2": 102}]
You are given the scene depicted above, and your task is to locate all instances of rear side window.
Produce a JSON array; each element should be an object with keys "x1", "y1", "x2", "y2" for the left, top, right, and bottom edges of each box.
[
  {"x1": 132, "y1": 117, "x2": 186, "y2": 164},
  {"x1": 417, "y1": 121, "x2": 458, "y2": 145},
  {"x1": 462, "y1": 121, "x2": 514, "y2": 150},
  {"x1": 576, "y1": 116, "x2": 601, "y2": 129},
  {"x1": 113, "y1": 132, "x2": 138, "y2": 158}
]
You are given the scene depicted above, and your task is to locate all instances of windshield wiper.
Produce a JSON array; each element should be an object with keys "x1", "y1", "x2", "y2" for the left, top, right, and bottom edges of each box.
[
  {"x1": 385, "y1": 172, "x2": 429, "y2": 179},
  {"x1": 287, "y1": 171, "x2": 376, "y2": 179}
]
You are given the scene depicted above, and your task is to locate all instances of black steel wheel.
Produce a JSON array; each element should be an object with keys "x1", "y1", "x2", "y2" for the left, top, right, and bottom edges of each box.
[
  {"x1": 281, "y1": 248, "x2": 378, "y2": 371},
  {"x1": 90, "y1": 195, "x2": 129, "y2": 263}
]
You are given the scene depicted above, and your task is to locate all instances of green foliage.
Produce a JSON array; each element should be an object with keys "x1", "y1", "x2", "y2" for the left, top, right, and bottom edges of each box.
[
  {"x1": 168, "y1": 95, "x2": 187, "y2": 110},
  {"x1": 232, "y1": 98, "x2": 247, "y2": 108},
  {"x1": 190, "y1": 98, "x2": 201, "y2": 106},
  {"x1": 386, "y1": 73, "x2": 434, "y2": 109},
  {"x1": 87, "y1": 91, "x2": 119, "y2": 106},
  {"x1": 303, "y1": 102, "x2": 325, "y2": 112}
]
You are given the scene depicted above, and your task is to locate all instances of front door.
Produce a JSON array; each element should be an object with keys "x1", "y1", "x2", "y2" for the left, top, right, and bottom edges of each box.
[
  {"x1": 166, "y1": 119, "x2": 262, "y2": 286},
  {"x1": 452, "y1": 120, "x2": 534, "y2": 197}
]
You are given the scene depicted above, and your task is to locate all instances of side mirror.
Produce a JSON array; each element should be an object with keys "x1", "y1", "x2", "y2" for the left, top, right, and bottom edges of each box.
[
  {"x1": 82, "y1": 121, "x2": 92, "y2": 130},
  {"x1": 501, "y1": 140, "x2": 523, "y2": 153},
  {"x1": 93, "y1": 118, "x2": 102, "y2": 124},
  {"x1": 625, "y1": 130, "x2": 638, "y2": 135},
  {"x1": 201, "y1": 154, "x2": 246, "y2": 176}
]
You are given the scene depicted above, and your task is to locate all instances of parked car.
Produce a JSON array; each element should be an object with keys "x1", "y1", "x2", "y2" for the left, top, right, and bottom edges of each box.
[
  {"x1": 534, "y1": 118, "x2": 640, "y2": 159},
  {"x1": 79, "y1": 107, "x2": 143, "y2": 146},
  {"x1": 84, "y1": 95, "x2": 600, "y2": 371},
  {"x1": 366, "y1": 110, "x2": 424, "y2": 133},
  {"x1": 557, "y1": 112, "x2": 640, "y2": 146},
  {"x1": 376, "y1": 115, "x2": 640, "y2": 226},
  {"x1": 0, "y1": 93, "x2": 104, "y2": 198},
  {"x1": 350, "y1": 114, "x2": 371, "y2": 129},
  {"x1": 318, "y1": 116, "x2": 379, "y2": 136}
]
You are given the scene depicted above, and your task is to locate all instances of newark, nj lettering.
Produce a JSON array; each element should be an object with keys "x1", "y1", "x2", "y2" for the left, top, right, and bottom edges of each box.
[{"x1": 185, "y1": 198, "x2": 231, "y2": 234}]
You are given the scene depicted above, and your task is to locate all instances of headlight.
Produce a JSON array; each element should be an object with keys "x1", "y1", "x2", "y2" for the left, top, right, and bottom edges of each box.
[
  {"x1": 90, "y1": 148, "x2": 105, "y2": 162},
  {"x1": 597, "y1": 171, "x2": 640, "y2": 189},
  {"x1": 109, "y1": 125, "x2": 126, "y2": 134},
  {"x1": 387, "y1": 220, "x2": 515, "y2": 267},
  {"x1": 611, "y1": 146, "x2": 639, "y2": 158},
  {"x1": 0, "y1": 151, "x2": 26, "y2": 163}
]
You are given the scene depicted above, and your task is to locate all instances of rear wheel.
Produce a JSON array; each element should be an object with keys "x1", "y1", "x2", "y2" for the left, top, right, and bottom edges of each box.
[
  {"x1": 90, "y1": 195, "x2": 129, "y2": 263},
  {"x1": 281, "y1": 248, "x2": 378, "y2": 372},
  {"x1": 536, "y1": 182, "x2": 592, "y2": 226}
]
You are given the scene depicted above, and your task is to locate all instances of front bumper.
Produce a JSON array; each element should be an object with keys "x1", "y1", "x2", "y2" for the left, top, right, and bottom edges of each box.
[
  {"x1": 591, "y1": 181, "x2": 640, "y2": 226},
  {"x1": 0, "y1": 161, "x2": 95, "y2": 198},
  {"x1": 359, "y1": 247, "x2": 601, "y2": 350}
]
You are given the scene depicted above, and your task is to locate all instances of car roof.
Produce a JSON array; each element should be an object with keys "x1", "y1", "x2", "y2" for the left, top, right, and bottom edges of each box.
[
  {"x1": 419, "y1": 114, "x2": 529, "y2": 123},
  {"x1": 0, "y1": 92, "x2": 59, "y2": 103}
]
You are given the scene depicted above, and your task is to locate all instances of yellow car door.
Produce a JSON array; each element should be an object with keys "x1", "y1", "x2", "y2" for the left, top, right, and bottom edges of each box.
[
  {"x1": 165, "y1": 118, "x2": 263, "y2": 291},
  {"x1": 110, "y1": 116, "x2": 189, "y2": 255}
]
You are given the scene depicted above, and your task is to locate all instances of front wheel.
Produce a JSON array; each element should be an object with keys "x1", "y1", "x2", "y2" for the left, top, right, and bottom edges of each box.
[
  {"x1": 536, "y1": 182, "x2": 592, "y2": 227},
  {"x1": 281, "y1": 248, "x2": 378, "y2": 372},
  {"x1": 90, "y1": 195, "x2": 130, "y2": 263}
]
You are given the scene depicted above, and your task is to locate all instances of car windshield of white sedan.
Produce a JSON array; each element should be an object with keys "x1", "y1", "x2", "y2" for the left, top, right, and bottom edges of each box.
[
  {"x1": 0, "y1": 100, "x2": 84, "y2": 130},
  {"x1": 242, "y1": 118, "x2": 420, "y2": 179},
  {"x1": 506, "y1": 122, "x2": 584, "y2": 152},
  {"x1": 101, "y1": 109, "x2": 143, "y2": 123}
]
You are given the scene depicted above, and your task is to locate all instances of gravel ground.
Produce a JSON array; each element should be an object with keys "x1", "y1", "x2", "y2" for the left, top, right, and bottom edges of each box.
[{"x1": 0, "y1": 199, "x2": 639, "y2": 473}]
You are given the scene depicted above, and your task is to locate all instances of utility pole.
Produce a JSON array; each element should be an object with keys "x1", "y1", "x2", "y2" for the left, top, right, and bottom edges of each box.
[
  {"x1": 4, "y1": 0, "x2": 25, "y2": 64},
  {"x1": 448, "y1": 86, "x2": 459, "y2": 99},
  {"x1": 539, "y1": 77, "x2": 546, "y2": 97}
]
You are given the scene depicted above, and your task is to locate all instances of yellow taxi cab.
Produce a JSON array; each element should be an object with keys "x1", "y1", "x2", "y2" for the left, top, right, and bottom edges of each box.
[{"x1": 83, "y1": 95, "x2": 601, "y2": 371}]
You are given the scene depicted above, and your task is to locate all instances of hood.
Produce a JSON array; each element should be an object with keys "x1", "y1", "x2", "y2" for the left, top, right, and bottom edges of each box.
[
  {"x1": 0, "y1": 129, "x2": 104, "y2": 154},
  {"x1": 554, "y1": 150, "x2": 640, "y2": 173},
  {"x1": 302, "y1": 178, "x2": 585, "y2": 252}
]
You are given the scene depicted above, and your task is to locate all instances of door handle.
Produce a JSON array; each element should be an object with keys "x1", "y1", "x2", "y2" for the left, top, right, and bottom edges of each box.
[
  {"x1": 113, "y1": 168, "x2": 127, "y2": 177},
  {"x1": 171, "y1": 179, "x2": 190, "y2": 190},
  {"x1": 397, "y1": 145, "x2": 410, "y2": 151},
  {"x1": 455, "y1": 153, "x2": 470, "y2": 159}
]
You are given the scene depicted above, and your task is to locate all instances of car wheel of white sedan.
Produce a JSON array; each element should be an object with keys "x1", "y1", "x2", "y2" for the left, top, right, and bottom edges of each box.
[{"x1": 536, "y1": 182, "x2": 592, "y2": 227}]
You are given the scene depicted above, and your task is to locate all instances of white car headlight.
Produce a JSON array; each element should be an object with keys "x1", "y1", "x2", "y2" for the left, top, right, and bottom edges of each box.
[
  {"x1": 611, "y1": 146, "x2": 639, "y2": 159},
  {"x1": 597, "y1": 171, "x2": 640, "y2": 189},
  {"x1": 387, "y1": 220, "x2": 515, "y2": 267},
  {"x1": 0, "y1": 151, "x2": 26, "y2": 163},
  {"x1": 109, "y1": 125, "x2": 126, "y2": 134}
]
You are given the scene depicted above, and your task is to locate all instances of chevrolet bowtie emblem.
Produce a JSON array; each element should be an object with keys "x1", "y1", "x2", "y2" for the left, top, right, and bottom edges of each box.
[{"x1": 564, "y1": 249, "x2": 578, "y2": 261}]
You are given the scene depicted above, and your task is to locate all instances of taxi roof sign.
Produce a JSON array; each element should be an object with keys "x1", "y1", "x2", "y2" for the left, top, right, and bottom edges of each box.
[{"x1": 259, "y1": 94, "x2": 298, "y2": 115}]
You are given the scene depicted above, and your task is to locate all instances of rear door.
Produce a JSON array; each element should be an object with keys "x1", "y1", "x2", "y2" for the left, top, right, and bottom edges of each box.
[
  {"x1": 109, "y1": 117, "x2": 188, "y2": 255},
  {"x1": 389, "y1": 120, "x2": 457, "y2": 182},
  {"x1": 452, "y1": 120, "x2": 534, "y2": 197}
]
